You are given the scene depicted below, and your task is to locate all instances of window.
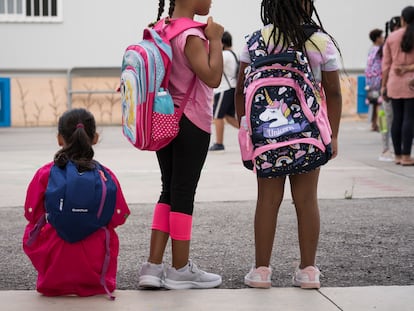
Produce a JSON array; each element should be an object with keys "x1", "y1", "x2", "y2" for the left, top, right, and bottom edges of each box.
[{"x1": 0, "y1": 0, "x2": 62, "y2": 22}]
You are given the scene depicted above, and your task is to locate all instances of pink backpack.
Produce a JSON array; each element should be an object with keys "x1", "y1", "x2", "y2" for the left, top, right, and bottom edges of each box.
[
  {"x1": 120, "y1": 18, "x2": 205, "y2": 151},
  {"x1": 238, "y1": 29, "x2": 333, "y2": 177}
]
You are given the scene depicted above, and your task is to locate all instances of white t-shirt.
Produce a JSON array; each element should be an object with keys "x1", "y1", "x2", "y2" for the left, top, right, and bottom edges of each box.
[{"x1": 215, "y1": 49, "x2": 238, "y2": 93}]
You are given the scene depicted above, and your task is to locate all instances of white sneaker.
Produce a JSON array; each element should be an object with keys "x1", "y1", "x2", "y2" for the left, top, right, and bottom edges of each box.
[
  {"x1": 138, "y1": 262, "x2": 165, "y2": 288},
  {"x1": 378, "y1": 150, "x2": 394, "y2": 162},
  {"x1": 164, "y1": 260, "x2": 222, "y2": 289},
  {"x1": 244, "y1": 265, "x2": 272, "y2": 288},
  {"x1": 292, "y1": 266, "x2": 321, "y2": 289}
]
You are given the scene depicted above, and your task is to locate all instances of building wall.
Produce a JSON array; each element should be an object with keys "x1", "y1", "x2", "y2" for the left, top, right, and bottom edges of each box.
[
  {"x1": 1, "y1": 0, "x2": 413, "y2": 71},
  {"x1": 2, "y1": 0, "x2": 411, "y2": 126}
]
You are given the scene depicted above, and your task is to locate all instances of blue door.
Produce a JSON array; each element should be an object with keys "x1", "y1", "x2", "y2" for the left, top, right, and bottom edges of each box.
[{"x1": 0, "y1": 78, "x2": 11, "y2": 127}]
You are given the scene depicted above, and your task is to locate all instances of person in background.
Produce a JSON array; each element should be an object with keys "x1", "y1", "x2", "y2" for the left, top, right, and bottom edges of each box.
[
  {"x1": 209, "y1": 31, "x2": 240, "y2": 152},
  {"x1": 381, "y1": 6, "x2": 414, "y2": 166},
  {"x1": 365, "y1": 29, "x2": 384, "y2": 132},
  {"x1": 377, "y1": 16, "x2": 402, "y2": 162}
]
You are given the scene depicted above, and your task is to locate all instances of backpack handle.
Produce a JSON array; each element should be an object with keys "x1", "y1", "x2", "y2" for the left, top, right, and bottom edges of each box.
[{"x1": 154, "y1": 17, "x2": 206, "y2": 41}]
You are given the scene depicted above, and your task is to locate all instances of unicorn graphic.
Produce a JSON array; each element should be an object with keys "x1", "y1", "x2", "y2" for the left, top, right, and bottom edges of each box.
[{"x1": 259, "y1": 89, "x2": 290, "y2": 128}]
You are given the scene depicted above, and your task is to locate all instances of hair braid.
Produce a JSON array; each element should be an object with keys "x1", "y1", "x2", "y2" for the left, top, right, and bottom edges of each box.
[
  {"x1": 156, "y1": 0, "x2": 165, "y2": 21},
  {"x1": 168, "y1": 0, "x2": 175, "y2": 18},
  {"x1": 260, "y1": 0, "x2": 341, "y2": 57}
]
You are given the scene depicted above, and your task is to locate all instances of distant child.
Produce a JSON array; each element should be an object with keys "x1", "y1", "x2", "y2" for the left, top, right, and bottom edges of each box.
[
  {"x1": 377, "y1": 16, "x2": 402, "y2": 162},
  {"x1": 23, "y1": 108, "x2": 130, "y2": 298},
  {"x1": 210, "y1": 31, "x2": 240, "y2": 152},
  {"x1": 365, "y1": 28, "x2": 384, "y2": 132},
  {"x1": 235, "y1": 0, "x2": 342, "y2": 289},
  {"x1": 137, "y1": 0, "x2": 224, "y2": 289}
]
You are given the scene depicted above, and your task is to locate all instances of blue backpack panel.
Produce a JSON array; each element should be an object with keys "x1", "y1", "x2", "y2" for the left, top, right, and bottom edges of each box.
[{"x1": 44, "y1": 161, "x2": 117, "y2": 243}]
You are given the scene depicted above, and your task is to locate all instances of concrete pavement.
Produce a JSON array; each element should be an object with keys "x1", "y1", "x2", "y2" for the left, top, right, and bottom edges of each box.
[{"x1": 0, "y1": 118, "x2": 413, "y2": 310}]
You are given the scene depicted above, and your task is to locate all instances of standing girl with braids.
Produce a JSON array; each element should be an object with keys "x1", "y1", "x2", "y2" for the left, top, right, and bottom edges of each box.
[
  {"x1": 138, "y1": 0, "x2": 224, "y2": 289},
  {"x1": 23, "y1": 108, "x2": 130, "y2": 297},
  {"x1": 235, "y1": 0, "x2": 342, "y2": 289}
]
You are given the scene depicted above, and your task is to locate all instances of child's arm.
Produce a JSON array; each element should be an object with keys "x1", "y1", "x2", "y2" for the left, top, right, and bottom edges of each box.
[
  {"x1": 321, "y1": 70, "x2": 342, "y2": 159},
  {"x1": 184, "y1": 17, "x2": 224, "y2": 88},
  {"x1": 105, "y1": 168, "x2": 130, "y2": 228},
  {"x1": 24, "y1": 163, "x2": 53, "y2": 223},
  {"x1": 235, "y1": 62, "x2": 249, "y2": 125}
]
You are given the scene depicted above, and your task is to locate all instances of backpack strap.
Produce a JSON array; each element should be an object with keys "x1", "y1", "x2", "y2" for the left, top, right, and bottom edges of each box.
[
  {"x1": 154, "y1": 17, "x2": 206, "y2": 41},
  {"x1": 247, "y1": 25, "x2": 320, "y2": 63},
  {"x1": 175, "y1": 75, "x2": 197, "y2": 118},
  {"x1": 223, "y1": 50, "x2": 239, "y2": 88},
  {"x1": 25, "y1": 215, "x2": 47, "y2": 246},
  {"x1": 100, "y1": 227, "x2": 115, "y2": 300}
]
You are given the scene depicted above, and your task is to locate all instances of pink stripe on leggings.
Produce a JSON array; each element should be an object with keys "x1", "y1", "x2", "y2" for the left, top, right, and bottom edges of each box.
[
  {"x1": 169, "y1": 212, "x2": 192, "y2": 241},
  {"x1": 151, "y1": 203, "x2": 171, "y2": 233}
]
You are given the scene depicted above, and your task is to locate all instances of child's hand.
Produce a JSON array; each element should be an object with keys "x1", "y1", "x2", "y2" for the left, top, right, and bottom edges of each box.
[
  {"x1": 394, "y1": 66, "x2": 405, "y2": 76},
  {"x1": 204, "y1": 17, "x2": 224, "y2": 42}
]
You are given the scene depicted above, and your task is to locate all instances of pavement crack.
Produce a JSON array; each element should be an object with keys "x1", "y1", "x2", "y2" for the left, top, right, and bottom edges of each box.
[{"x1": 317, "y1": 290, "x2": 344, "y2": 311}]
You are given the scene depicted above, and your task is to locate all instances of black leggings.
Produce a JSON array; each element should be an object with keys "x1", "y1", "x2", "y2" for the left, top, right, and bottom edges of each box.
[
  {"x1": 391, "y1": 98, "x2": 414, "y2": 156},
  {"x1": 156, "y1": 115, "x2": 210, "y2": 215}
]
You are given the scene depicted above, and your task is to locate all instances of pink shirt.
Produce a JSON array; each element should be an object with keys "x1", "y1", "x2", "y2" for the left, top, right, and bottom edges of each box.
[
  {"x1": 169, "y1": 27, "x2": 213, "y2": 133},
  {"x1": 382, "y1": 27, "x2": 414, "y2": 99}
]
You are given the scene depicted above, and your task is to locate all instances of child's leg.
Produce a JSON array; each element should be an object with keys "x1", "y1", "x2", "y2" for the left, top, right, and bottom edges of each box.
[
  {"x1": 148, "y1": 230, "x2": 170, "y2": 264},
  {"x1": 255, "y1": 177, "x2": 285, "y2": 267},
  {"x1": 169, "y1": 115, "x2": 210, "y2": 269},
  {"x1": 289, "y1": 169, "x2": 320, "y2": 268},
  {"x1": 213, "y1": 118, "x2": 225, "y2": 144}
]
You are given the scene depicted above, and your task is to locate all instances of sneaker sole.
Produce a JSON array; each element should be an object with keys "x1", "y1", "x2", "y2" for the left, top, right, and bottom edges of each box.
[
  {"x1": 164, "y1": 278, "x2": 222, "y2": 290},
  {"x1": 139, "y1": 275, "x2": 163, "y2": 289},
  {"x1": 244, "y1": 279, "x2": 271, "y2": 289},
  {"x1": 293, "y1": 280, "x2": 320, "y2": 289}
]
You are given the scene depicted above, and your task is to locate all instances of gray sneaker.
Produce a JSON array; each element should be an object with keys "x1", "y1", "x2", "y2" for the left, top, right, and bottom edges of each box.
[
  {"x1": 138, "y1": 262, "x2": 165, "y2": 288},
  {"x1": 164, "y1": 260, "x2": 222, "y2": 289}
]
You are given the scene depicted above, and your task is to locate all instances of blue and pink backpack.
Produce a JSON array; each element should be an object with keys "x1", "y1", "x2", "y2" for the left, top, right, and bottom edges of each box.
[
  {"x1": 238, "y1": 29, "x2": 333, "y2": 177},
  {"x1": 120, "y1": 18, "x2": 204, "y2": 151}
]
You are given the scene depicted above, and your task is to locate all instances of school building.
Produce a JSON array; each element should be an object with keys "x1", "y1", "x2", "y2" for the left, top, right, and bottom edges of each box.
[{"x1": 0, "y1": 0, "x2": 411, "y2": 127}]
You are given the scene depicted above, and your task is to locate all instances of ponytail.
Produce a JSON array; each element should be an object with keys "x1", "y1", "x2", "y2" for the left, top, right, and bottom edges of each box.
[
  {"x1": 400, "y1": 6, "x2": 414, "y2": 53},
  {"x1": 54, "y1": 109, "x2": 97, "y2": 172}
]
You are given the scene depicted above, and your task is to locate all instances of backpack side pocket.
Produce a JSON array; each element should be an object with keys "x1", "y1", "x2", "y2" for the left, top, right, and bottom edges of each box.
[{"x1": 238, "y1": 116, "x2": 254, "y2": 170}]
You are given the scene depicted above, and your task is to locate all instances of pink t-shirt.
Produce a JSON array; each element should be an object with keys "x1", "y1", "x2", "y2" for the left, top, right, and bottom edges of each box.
[{"x1": 169, "y1": 27, "x2": 213, "y2": 133}]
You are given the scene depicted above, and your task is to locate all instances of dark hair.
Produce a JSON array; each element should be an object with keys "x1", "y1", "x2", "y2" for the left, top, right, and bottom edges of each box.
[
  {"x1": 222, "y1": 31, "x2": 232, "y2": 48},
  {"x1": 379, "y1": 16, "x2": 401, "y2": 58},
  {"x1": 389, "y1": 16, "x2": 401, "y2": 32},
  {"x1": 401, "y1": 6, "x2": 414, "y2": 53},
  {"x1": 369, "y1": 29, "x2": 383, "y2": 43},
  {"x1": 260, "y1": 0, "x2": 340, "y2": 57},
  {"x1": 54, "y1": 108, "x2": 97, "y2": 171},
  {"x1": 150, "y1": 0, "x2": 175, "y2": 26}
]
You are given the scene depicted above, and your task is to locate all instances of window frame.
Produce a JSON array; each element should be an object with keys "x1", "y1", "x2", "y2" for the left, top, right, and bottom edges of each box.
[{"x1": 0, "y1": 0, "x2": 63, "y2": 23}]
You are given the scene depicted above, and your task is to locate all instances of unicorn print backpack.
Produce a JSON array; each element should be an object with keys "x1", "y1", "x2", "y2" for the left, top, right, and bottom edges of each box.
[{"x1": 239, "y1": 29, "x2": 333, "y2": 177}]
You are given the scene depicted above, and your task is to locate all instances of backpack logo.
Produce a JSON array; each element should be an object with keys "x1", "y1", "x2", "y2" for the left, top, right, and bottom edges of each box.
[
  {"x1": 240, "y1": 30, "x2": 332, "y2": 177},
  {"x1": 120, "y1": 18, "x2": 204, "y2": 151},
  {"x1": 44, "y1": 161, "x2": 117, "y2": 243}
]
